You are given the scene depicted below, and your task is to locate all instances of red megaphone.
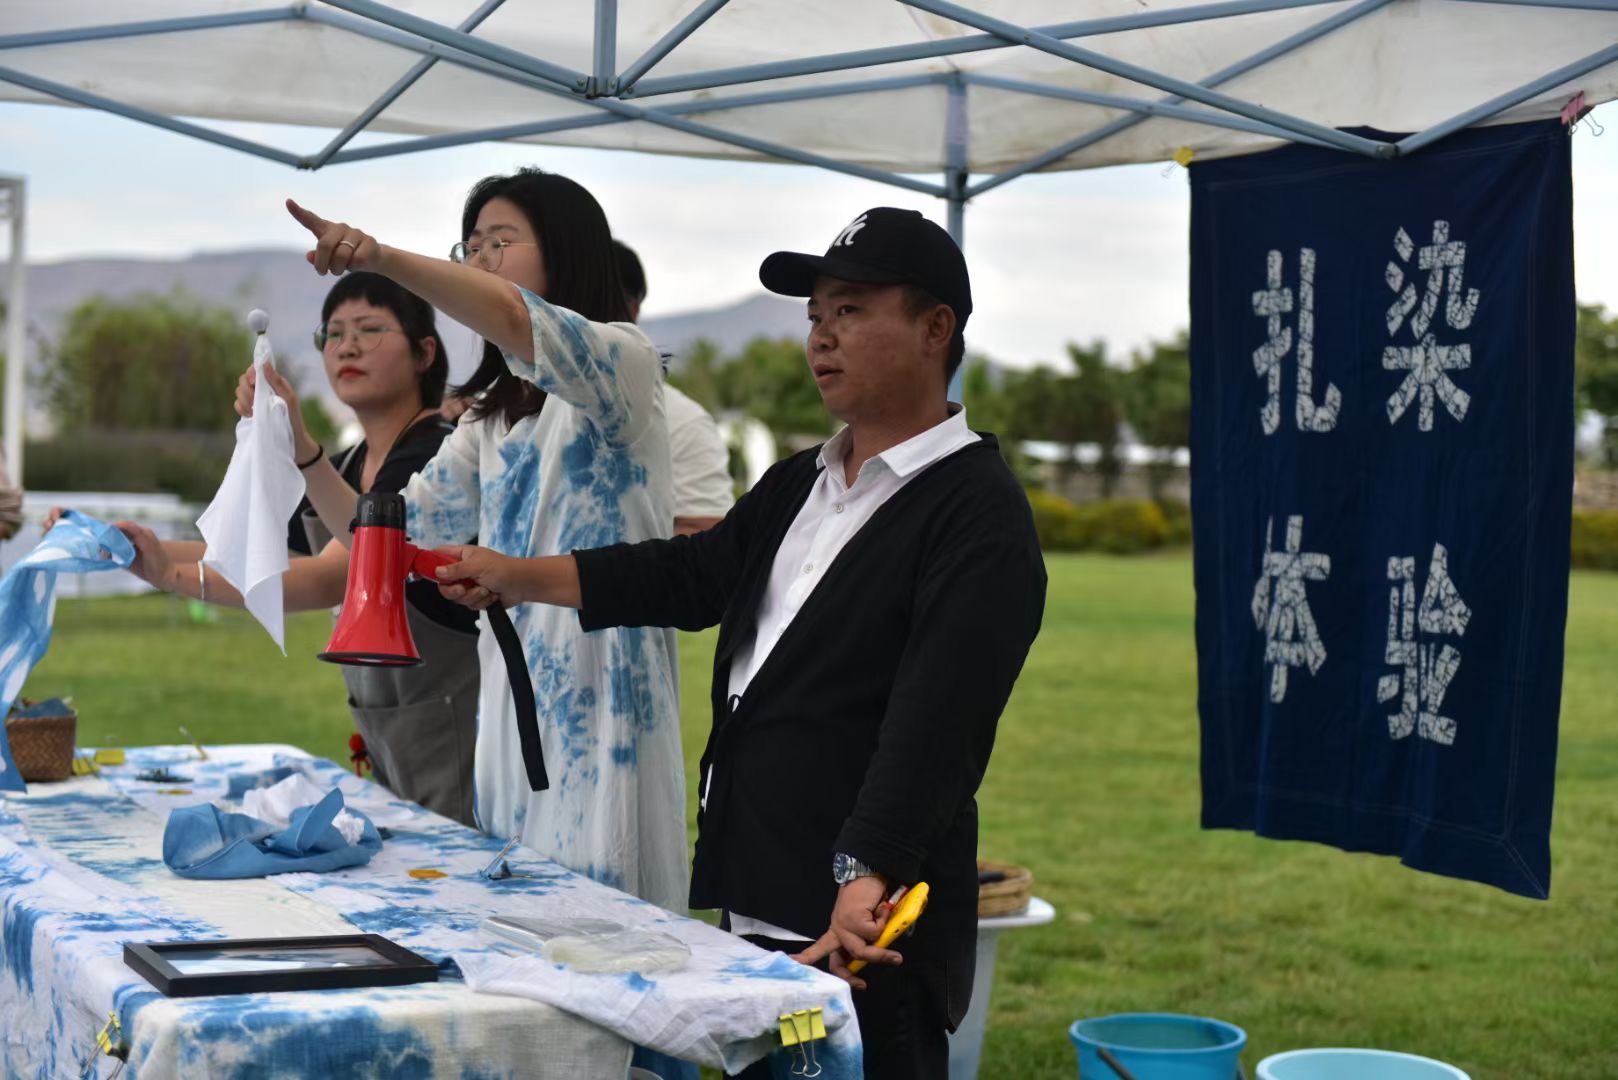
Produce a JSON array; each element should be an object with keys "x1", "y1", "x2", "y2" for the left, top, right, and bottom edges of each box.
[
  {"x1": 319, "y1": 492, "x2": 452, "y2": 666},
  {"x1": 319, "y1": 491, "x2": 549, "y2": 791}
]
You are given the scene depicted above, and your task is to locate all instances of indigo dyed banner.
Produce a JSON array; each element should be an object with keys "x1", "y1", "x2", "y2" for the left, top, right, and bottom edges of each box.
[{"x1": 1190, "y1": 120, "x2": 1573, "y2": 898}]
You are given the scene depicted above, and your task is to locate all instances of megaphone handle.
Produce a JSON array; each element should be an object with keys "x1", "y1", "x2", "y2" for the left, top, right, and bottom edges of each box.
[
  {"x1": 405, "y1": 544, "x2": 549, "y2": 793},
  {"x1": 407, "y1": 545, "x2": 464, "y2": 585}
]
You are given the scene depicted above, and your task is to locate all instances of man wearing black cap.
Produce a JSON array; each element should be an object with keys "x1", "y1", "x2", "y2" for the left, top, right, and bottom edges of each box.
[{"x1": 435, "y1": 208, "x2": 1047, "y2": 1078}]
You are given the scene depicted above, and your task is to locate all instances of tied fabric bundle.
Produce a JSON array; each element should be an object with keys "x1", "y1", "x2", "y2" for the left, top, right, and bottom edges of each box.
[
  {"x1": 163, "y1": 786, "x2": 381, "y2": 879},
  {"x1": 0, "y1": 512, "x2": 135, "y2": 793},
  {"x1": 196, "y1": 309, "x2": 306, "y2": 652}
]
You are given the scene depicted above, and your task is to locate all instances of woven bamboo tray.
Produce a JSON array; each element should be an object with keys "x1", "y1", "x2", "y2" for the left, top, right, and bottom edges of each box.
[
  {"x1": 977, "y1": 859, "x2": 1033, "y2": 918},
  {"x1": 5, "y1": 704, "x2": 78, "y2": 782}
]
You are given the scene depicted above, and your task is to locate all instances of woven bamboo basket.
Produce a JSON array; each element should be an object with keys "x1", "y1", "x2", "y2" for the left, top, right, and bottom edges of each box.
[
  {"x1": 5, "y1": 702, "x2": 78, "y2": 782},
  {"x1": 977, "y1": 859, "x2": 1033, "y2": 918}
]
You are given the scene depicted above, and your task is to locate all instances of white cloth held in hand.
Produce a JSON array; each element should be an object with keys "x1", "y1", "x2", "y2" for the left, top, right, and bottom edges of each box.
[{"x1": 197, "y1": 310, "x2": 306, "y2": 652}]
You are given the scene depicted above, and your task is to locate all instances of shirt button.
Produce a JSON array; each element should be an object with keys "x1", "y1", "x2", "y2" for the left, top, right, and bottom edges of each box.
[
  {"x1": 802, "y1": 563, "x2": 815, "y2": 575},
  {"x1": 834, "y1": 503, "x2": 845, "y2": 514}
]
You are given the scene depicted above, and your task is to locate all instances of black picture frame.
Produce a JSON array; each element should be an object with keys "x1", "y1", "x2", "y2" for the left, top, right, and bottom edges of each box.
[{"x1": 123, "y1": 934, "x2": 440, "y2": 997}]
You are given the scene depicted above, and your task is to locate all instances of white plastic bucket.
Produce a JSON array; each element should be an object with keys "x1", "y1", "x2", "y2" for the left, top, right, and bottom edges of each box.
[{"x1": 1257, "y1": 1048, "x2": 1470, "y2": 1080}]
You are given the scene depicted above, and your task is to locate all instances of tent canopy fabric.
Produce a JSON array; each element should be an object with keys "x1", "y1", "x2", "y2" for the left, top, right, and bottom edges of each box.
[{"x1": 2, "y1": 0, "x2": 1616, "y2": 192}]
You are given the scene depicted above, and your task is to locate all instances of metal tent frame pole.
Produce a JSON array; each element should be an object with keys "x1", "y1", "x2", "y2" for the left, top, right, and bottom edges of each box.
[
  {"x1": 1, "y1": 175, "x2": 25, "y2": 482},
  {"x1": 0, "y1": 0, "x2": 1601, "y2": 193}
]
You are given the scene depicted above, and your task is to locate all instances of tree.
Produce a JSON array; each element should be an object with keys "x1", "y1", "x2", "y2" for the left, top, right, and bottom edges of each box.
[
  {"x1": 1123, "y1": 330, "x2": 1191, "y2": 499},
  {"x1": 300, "y1": 395, "x2": 339, "y2": 448},
  {"x1": 1063, "y1": 340, "x2": 1128, "y2": 496},
  {"x1": 667, "y1": 337, "x2": 724, "y2": 413},
  {"x1": 961, "y1": 355, "x2": 1040, "y2": 486},
  {"x1": 39, "y1": 291, "x2": 250, "y2": 433},
  {"x1": 712, "y1": 336, "x2": 834, "y2": 456},
  {"x1": 1575, "y1": 302, "x2": 1618, "y2": 466}
]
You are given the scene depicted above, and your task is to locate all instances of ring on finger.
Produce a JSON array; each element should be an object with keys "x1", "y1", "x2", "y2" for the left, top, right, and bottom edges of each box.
[{"x1": 335, "y1": 239, "x2": 358, "y2": 252}]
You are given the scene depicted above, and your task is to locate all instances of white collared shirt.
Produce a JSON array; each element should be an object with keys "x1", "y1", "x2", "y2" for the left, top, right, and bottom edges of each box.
[
  {"x1": 723, "y1": 404, "x2": 980, "y2": 941},
  {"x1": 726, "y1": 404, "x2": 980, "y2": 701}
]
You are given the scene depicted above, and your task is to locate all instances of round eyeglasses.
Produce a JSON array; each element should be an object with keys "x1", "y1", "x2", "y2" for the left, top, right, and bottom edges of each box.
[
  {"x1": 313, "y1": 324, "x2": 405, "y2": 352},
  {"x1": 449, "y1": 235, "x2": 538, "y2": 272}
]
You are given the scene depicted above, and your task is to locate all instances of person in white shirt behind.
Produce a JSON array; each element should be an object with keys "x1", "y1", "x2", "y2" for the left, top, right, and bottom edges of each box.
[{"x1": 614, "y1": 239, "x2": 735, "y2": 535}]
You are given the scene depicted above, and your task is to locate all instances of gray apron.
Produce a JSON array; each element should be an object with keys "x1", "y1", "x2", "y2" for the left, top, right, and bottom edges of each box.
[
  {"x1": 343, "y1": 602, "x2": 480, "y2": 829},
  {"x1": 300, "y1": 465, "x2": 481, "y2": 828}
]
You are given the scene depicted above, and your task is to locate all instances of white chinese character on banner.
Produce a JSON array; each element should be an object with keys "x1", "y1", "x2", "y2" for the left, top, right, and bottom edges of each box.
[
  {"x1": 1377, "y1": 542, "x2": 1471, "y2": 745},
  {"x1": 1251, "y1": 248, "x2": 1341, "y2": 435},
  {"x1": 1251, "y1": 515, "x2": 1332, "y2": 703},
  {"x1": 1383, "y1": 221, "x2": 1481, "y2": 431}
]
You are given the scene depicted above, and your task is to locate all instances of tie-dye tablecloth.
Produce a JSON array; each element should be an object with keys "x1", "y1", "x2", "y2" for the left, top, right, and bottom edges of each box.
[{"x1": 0, "y1": 744, "x2": 861, "y2": 1079}]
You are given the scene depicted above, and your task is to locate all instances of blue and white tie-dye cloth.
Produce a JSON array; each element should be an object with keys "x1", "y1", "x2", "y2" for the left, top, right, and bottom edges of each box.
[
  {"x1": 0, "y1": 512, "x2": 135, "y2": 793},
  {"x1": 161, "y1": 787, "x2": 382, "y2": 879},
  {"x1": 0, "y1": 744, "x2": 861, "y2": 1078},
  {"x1": 404, "y1": 288, "x2": 687, "y2": 913}
]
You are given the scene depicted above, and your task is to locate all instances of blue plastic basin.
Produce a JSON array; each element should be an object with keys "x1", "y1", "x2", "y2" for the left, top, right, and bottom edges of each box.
[{"x1": 1070, "y1": 1013, "x2": 1247, "y2": 1079}]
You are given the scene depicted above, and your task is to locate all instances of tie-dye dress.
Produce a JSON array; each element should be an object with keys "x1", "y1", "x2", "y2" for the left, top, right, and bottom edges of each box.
[{"x1": 402, "y1": 286, "x2": 687, "y2": 913}]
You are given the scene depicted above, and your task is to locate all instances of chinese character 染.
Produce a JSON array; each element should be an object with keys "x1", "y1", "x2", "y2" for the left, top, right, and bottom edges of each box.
[
  {"x1": 1383, "y1": 221, "x2": 1481, "y2": 431},
  {"x1": 1377, "y1": 542, "x2": 1471, "y2": 745},
  {"x1": 1251, "y1": 248, "x2": 1341, "y2": 435},
  {"x1": 1251, "y1": 514, "x2": 1332, "y2": 703}
]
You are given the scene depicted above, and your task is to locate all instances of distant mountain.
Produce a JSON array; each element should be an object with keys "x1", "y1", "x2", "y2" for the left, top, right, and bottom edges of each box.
[
  {"x1": 2, "y1": 248, "x2": 811, "y2": 428},
  {"x1": 641, "y1": 293, "x2": 806, "y2": 361}
]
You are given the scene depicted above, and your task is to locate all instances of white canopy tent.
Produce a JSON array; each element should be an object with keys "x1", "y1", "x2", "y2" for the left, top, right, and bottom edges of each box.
[{"x1": 2, "y1": 0, "x2": 1616, "y2": 467}]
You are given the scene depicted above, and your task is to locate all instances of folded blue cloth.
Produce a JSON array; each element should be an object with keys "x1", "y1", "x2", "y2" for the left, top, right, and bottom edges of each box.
[
  {"x1": 0, "y1": 512, "x2": 135, "y2": 793},
  {"x1": 163, "y1": 787, "x2": 382, "y2": 879},
  {"x1": 225, "y1": 765, "x2": 297, "y2": 800}
]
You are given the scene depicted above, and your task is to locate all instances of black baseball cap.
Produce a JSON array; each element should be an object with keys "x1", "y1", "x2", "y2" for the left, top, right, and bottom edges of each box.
[{"x1": 759, "y1": 207, "x2": 972, "y2": 329}]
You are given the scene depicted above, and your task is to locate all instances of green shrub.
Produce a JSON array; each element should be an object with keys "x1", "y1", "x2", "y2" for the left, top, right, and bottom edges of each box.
[
  {"x1": 1156, "y1": 497, "x2": 1193, "y2": 546},
  {"x1": 1090, "y1": 498, "x2": 1170, "y2": 554},
  {"x1": 1026, "y1": 489, "x2": 1086, "y2": 551},
  {"x1": 1026, "y1": 492, "x2": 1170, "y2": 554},
  {"x1": 24, "y1": 430, "x2": 233, "y2": 504},
  {"x1": 1572, "y1": 510, "x2": 1618, "y2": 571}
]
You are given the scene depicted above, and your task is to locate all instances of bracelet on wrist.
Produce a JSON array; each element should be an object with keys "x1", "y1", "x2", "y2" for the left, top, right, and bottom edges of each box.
[{"x1": 296, "y1": 444, "x2": 325, "y2": 470}]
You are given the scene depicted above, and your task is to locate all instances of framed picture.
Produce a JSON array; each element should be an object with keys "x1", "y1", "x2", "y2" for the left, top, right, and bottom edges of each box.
[{"x1": 124, "y1": 934, "x2": 439, "y2": 997}]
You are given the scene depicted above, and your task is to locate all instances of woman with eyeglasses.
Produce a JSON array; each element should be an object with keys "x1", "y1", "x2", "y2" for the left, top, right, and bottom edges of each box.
[
  {"x1": 80, "y1": 272, "x2": 483, "y2": 826},
  {"x1": 286, "y1": 273, "x2": 481, "y2": 827},
  {"x1": 210, "y1": 168, "x2": 687, "y2": 916}
]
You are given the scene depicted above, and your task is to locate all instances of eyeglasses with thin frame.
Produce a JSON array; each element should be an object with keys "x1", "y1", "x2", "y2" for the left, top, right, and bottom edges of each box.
[
  {"x1": 449, "y1": 235, "x2": 538, "y2": 272},
  {"x1": 313, "y1": 323, "x2": 406, "y2": 352}
]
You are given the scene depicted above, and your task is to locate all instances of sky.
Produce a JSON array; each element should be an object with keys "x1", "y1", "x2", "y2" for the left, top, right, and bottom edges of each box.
[{"x1": 2, "y1": 99, "x2": 1617, "y2": 369}]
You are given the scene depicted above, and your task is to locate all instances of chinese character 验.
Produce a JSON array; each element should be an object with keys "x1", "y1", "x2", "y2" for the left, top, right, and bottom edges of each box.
[
  {"x1": 1378, "y1": 542, "x2": 1471, "y2": 745},
  {"x1": 1251, "y1": 514, "x2": 1332, "y2": 703}
]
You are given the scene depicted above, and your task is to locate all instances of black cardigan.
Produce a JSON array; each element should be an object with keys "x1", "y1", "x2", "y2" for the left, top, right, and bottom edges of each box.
[{"x1": 574, "y1": 435, "x2": 1046, "y2": 1024}]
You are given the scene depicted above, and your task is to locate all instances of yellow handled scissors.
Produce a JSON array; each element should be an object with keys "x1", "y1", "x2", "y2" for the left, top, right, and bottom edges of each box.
[{"x1": 847, "y1": 881, "x2": 929, "y2": 975}]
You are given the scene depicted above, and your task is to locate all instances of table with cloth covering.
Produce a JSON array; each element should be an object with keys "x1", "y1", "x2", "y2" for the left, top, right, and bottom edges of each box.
[{"x1": 0, "y1": 744, "x2": 862, "y2": 1079}]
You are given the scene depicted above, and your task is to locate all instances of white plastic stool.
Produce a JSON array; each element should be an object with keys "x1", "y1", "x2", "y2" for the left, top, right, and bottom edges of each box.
[{"x1": 947, "y1": 896, "x2": 1056, "y2": 1080}]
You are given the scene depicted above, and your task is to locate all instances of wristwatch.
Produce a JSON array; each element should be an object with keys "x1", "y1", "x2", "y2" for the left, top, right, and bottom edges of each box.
[{"x1": 832, "y1": 852, "x2": 883, "y2": 886}]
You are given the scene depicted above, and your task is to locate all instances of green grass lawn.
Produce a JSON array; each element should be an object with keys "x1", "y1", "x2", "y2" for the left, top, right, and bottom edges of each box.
[{"x1": 22, "y1": 555, "x2": 1618, "y2": 1078}]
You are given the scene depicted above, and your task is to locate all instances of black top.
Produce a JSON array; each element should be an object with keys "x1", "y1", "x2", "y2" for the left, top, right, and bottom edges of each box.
[
  {"x1": 287, "y1": 415, "x2": 477, "y2": 634},
  {"x1": 575, "y1": 435, "x2": 1047, "y2": 1025}
]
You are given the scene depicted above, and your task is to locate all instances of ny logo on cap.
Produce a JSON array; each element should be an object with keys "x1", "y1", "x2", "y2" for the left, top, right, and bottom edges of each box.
[{"x1": 833, "y1": 213, "x2": 868, "y2": 248}]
